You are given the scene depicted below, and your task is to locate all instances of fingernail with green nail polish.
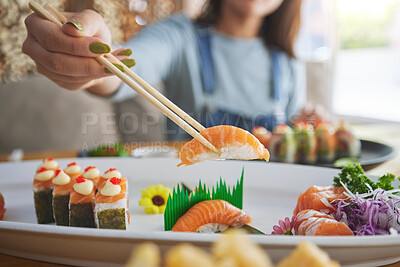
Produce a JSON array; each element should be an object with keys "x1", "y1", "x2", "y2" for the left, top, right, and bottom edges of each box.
[
  {"x1": 121, "y1": 59, "x2": 136, "y2": 68},
  {"x1": 90, "y1": 42, "x2": 111, "y2": 54},
  {"x1": 66, "y1": 21, "x2": 84, "y2": 31},
  {"x1": 105, "y1": 64, "x2": 125, "y2": 74},
  {"x1": 117, "y1": 49, "x2": 132, "y2": 56}
]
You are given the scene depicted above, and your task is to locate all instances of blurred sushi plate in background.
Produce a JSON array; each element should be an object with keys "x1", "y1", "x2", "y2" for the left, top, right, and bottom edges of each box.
[{"x1": 252, "y1": 121, "x2": 396, "y2": 171}]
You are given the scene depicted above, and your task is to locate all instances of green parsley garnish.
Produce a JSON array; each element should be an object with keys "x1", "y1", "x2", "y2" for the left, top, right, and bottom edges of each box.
[{"x1": 333, "y1": 164, "x2": 400, "y2": 194}]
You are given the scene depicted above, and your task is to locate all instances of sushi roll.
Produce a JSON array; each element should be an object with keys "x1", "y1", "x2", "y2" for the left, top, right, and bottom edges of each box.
[
  {"x1": 268, "y1": 124, "x2": 296, "y2": 163},
  {"x1": 37, "y1": 158, "x2": 60, "y2": 171},
  {"x1": 33, "y1": 167, "x2": 55, "y2": 224},
  {"x1": 63, "y1": 162, "x2": 82, "y2": 181},
  {"x1": 293, "y1": 122, "x2": 317, "y2": 164},
  {"x1": 251, "y1": 126, "x2": 272, "y2": 148},
  {"x1": 98, "y1": 168, "x2": 122, "y2": 190},
  {"x1": 69, "y1": 176, "x2": 96, "y2": 228},
  {"x1": 335, "y1": 121, "x2": 361, "y2": 158},
  {"x1": 178, "y1": 125, "x2": 269, "y2": 166},
  {"x1": 0, "y1": 192, "x2": 5, "y2": 220},
  {"x1": 172, "y1": 200, "x2": 251, "y2": 233},
  {"x1": 294, "y1": 209, "x2": 353, "y2": 236},
  {"x1": 81, "y1": 166, "x2": 101, "y2": 188},
  {"x1": 315, "y1": 121, "x2": 336, "y2": 163},
  {"x1": 95, "y1": 177, "x2": 129, "y2": 229},
  {"x1": 52, "y1": 169, "x2": 74, "y2": 226}
]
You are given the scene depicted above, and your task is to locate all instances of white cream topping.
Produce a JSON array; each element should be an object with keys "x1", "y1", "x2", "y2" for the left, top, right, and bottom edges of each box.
[
  {"x1": 101, "y1": 180, "x2": 121, "y2": 196},
  {"x1": 34, "y1": 170, "x2": 55, "y2": 181},
  {"x1": 102, "y1": 170, "x2": 121, "y2": 179},
  {"x1": 64, "y1": 164, "x2": 81, "y2": 175},
  {"x1": 275, "y1": 125, "x2": 292, "y2": 135},
  {"x1": 82, "y1": 168, "x2": 100, "y2": 179},
  {"x1": 252, "y1": 127, "x2": 269, "y2": 135},
  {"x1": 73, "y1": 179, "x2": 94, "y2": 195},
  {"x1": 37, "y1": 159, "x2": 59, "y2": 170},
  {"x1": 52, "y1": 170, "x2": 71, "y2": 185}
]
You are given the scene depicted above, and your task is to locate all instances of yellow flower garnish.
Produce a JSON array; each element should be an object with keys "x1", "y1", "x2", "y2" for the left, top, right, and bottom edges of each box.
[{"x1": 139, "y1": 184, "x2": 171, "y2": 214}]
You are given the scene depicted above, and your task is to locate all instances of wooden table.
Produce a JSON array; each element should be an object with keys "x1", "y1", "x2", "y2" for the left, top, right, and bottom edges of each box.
[{"x1": 1, "y1": 123, "x2": 400, "y2": 266}]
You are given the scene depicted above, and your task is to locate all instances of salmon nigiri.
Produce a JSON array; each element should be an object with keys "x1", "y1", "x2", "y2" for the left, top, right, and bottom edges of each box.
[
  {"x1": 294, "y1": 209, "x2": 353, "y2": 236},
  {"x1": 294, "y1": 185, "x2": 348, "y2": 216},
  {"x1": 172, "y1": 200, "x2": 252, "y2": 233},
  {"x1": 178, "y1": 125, "x2": 269, "y2": 166}
]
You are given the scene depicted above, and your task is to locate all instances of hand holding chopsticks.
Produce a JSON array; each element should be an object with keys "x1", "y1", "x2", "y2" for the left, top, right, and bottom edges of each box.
[{"x1": 28, "y1": 1, "x2": 220, "y2": 155}]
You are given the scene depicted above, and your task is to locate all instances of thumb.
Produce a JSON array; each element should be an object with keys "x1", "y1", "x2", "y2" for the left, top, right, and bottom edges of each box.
[{"x1": 62, "y1": 9, "x2": 111, "y2": 43}]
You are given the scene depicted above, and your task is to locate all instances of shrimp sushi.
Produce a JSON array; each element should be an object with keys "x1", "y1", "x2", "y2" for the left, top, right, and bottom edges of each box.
[
  {"x1": 178, "y1": 125, "x2": 269, "y2": 166},
  {"x1": 33, "y1": 167, "x2": 55, "y2": 224},
  {"x1": 81, "y1": 166, "x2": 101, "y2": 188},
  {"x1": 293, "y1": 185, "x2": 348, "y2": 215},
  {"x1": 69, "y1": 177, "x2": 96, "y2": 228},
  {"x1": 63, "y1": 162, "x2": 82, "y2": 181},
  {"x1": 268, "y1": 124, "x2": 296, "y2": 163},
  {"x1": 315, "y1": 121, "x2": 336, "y2": 163},
  {"x1": 172, "y1": 200, "x2": 252, "y2": 233},
  {"x1": 95, "y1": 177, "x2": 129, "y2": 229},
  {"x1": 37, "y1": 158, "x2": 60, "y2": 171},
  {"x1": 98, "y1": 168, "x2": 122, "y2": 191},
  {"x1": 294, "y1": 209, "x2": 353, "y2": 236},
  {"x1": 52, "y1": 169, "x2": 74, "y2": 226},
  {"x1": 251, "y1": 126, "x2": 271, "y2": 148},
  {"x1": 335, "y1": 121, "x2": 361, "y2": 158},
  {"x1": 293, "y1": 122, "x2": 317, "y2": 164}
]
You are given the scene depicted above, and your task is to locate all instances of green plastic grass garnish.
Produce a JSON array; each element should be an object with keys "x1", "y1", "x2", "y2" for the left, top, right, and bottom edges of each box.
[{"x1": 164, "y1": 169, "x2": 244, "y2": 231}]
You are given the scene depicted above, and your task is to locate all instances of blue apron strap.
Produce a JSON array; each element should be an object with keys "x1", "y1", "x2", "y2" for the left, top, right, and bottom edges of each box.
[
  {"x1": 271, "y1": 48, "x2": 281, "y2": 102},
  {"x1": 271, "y1": 48, "x2": 286, "y2": 126},
  {"x1": 195, "y1": 26, "x2": 215, "y2": 95},
  {"x1": 195, "y1": 25, "x2": 282, "y2": 130}
]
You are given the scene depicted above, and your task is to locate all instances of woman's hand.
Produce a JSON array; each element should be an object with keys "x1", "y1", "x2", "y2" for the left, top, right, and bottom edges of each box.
[{"x1": 22, "y1": 9, "x2": 131, "y2": 95}]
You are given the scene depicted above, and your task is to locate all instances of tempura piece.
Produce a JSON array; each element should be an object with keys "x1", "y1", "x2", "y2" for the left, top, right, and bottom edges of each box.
[
  {"x1": 125, "y1": 242, "x2": 161, "y2": 267},
  {"x1": 165, "y1": 244, "x2": 214, "y2": 267},
  {"x1": 277, "y1": 241, "x2": 340, "y2": 267},
  {"x1": 212, "y1": 229, "x2": 273, "y2": 267}
]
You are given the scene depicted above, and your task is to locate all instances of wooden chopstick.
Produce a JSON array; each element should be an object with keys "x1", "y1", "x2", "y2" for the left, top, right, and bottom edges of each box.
[
  {"x1": 45, "y1": 4, "x2": 206, "y2": 133},
  {"x1": 106, "y1": 53, "x2": 206, "y2": 132},
  {"x1": 28, "y1": 1, "x2": 220, "y2": 155}
]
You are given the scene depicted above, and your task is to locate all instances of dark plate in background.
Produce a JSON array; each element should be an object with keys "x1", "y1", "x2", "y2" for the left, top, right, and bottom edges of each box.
[{"x1": 319, "y1": 140, "x2": 397, "y2": 170}]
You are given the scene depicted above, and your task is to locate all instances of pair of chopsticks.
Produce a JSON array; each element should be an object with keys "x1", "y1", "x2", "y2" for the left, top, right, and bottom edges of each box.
[{"x1": 28, "y1": 1, "x2": 221, "y2": 156}]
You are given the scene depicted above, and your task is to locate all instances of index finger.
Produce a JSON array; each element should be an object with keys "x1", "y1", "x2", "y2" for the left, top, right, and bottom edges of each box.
[
  {"x1": 25, "y1": 13, "x2": 110, "y2": 57},
  {"x1": 62, "y1": 9, "x2": 111, "y2": 42}
]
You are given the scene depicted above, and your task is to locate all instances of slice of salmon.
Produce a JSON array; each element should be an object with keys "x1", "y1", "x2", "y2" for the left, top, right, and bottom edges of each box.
[
  {"x1": 294, "y1": 209, "x2": 353, "y2": 236},
  {"x1": 70, "y1": 187, "x2": 96, "y2": 204},
  {"x1": 178, "y1": 125, "x2": 269, "y2": 166},
  {"x1": 95, "y1": 178, "x2": 127, "y2": 204},
  {"x1": 293, "y1": 186, "x2": 348, "y2": 215},
  {"x1": 53, "y1": 179, "x2": 75, "y2": 196},
  {"x1": 172, "y1": 199, "x2": 252, "y2": 232},
  {"x1": 33, "y1": 179, "x2": 53, "y2": 189}
]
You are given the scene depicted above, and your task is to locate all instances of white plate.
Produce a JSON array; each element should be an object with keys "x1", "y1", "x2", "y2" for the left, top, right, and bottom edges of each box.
[{"x1": 0, "y1": 158, "x2": 400, "y2": 267}]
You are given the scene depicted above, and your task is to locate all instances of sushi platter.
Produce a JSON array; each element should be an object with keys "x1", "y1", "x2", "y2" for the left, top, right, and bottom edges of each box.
[
  {"x1": 1, "y1": 157, "x2": 400, "y2": 266},
  {"x1": 318, "y1": 139, "x2": 396, "y2": 170}
]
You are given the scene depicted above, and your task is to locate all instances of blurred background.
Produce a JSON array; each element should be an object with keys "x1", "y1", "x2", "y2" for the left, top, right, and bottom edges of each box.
[{"x1": 0, "y1": 0, "x2": 399, "y2": 154}]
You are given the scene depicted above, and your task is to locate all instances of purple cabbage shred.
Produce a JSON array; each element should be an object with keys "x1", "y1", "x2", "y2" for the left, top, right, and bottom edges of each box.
[{"x1": 334, "y1": 190, "x2": 400, "y2": 236}]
